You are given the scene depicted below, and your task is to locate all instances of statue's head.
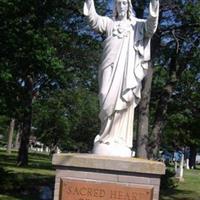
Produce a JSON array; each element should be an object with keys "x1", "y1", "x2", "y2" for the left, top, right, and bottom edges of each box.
[{"x1": 113, "y1": 0, "x2": 135, "y2": 20}]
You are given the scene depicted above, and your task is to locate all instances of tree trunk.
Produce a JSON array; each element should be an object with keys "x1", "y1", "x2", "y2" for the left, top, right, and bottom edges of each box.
[
  {"x1": 136, "y1": 64, "x2": 153, "y2": 159},
  {"x1": 189, "y1": 145, "x2": 197, "y2": 169},
  {"x1": 17, "y1": 75, "x2": 33, "y2": 166},
  {"x1": 15, "y1": 125, "x2": 22, "y2": 149},
  {"x1": 149, "y1": 84, "x2": 174, "y2": 159},
  {"x1": 149, "y1": 56, "x2": 178, "y2": 159},
  {"x1": 7, "y1": 118, "x2": 15, "y2": 154}
]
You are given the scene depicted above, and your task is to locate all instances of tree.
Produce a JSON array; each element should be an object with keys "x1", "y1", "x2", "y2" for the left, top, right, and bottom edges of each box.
[
  {"x1": 162, "y1": 59, "x2": 200, "y2": 168},
  {"x1": 1, "y1": 0, "x2": 65, "y2": 165},
  {"x1": 0, "y1": 115, "x2": 10, "y2": 147},
  {"x1": 6, "y1": 118, "x2": 15, "y2": 154},
  {"x1": 1, "y1": 0, "x2": 106, "y2": 165},
  {"x1": 135, "y1": 0, "x2": 200, "y2": 158},
  {"x1": 133, "y1": 0, "x2": 160, "y2": 158},
  {"x1": 32, "y1": 86, "x2": 99, "y2": 154}
]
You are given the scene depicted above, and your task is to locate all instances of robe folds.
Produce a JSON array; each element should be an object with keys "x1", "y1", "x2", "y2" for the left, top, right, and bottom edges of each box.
[{"x1": 84, "y1": 0, "x2": 159, "y2": 149}]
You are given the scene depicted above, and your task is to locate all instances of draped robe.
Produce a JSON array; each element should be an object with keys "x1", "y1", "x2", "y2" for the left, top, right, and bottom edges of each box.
[{"x1": 84, "y1": 0, "x2": 159, "y2": 151}]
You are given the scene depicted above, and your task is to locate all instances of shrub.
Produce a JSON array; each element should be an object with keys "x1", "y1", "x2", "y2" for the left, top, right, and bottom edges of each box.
[{"x1": 160, "y1": 168, "x2": 178, "y2": 190}]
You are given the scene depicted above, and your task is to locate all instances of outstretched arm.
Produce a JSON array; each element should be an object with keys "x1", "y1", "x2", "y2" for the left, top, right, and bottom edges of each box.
[
  {"x1": 83, "y1": 0, "x2": 109, "y2": 33},
  {"x1": 145, "y1": 0, "x2": 159, "y2": 37}
]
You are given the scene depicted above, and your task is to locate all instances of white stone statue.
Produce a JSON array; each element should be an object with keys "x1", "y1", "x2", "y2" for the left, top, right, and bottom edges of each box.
[{"x1": 84, "y1": 0, "x2": 159, "y2": 157}]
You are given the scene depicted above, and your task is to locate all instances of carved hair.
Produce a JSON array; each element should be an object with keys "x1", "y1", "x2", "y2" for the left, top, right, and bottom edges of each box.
[{"x1": 113, "y1": 0, "x2": 135, "y2": 20}]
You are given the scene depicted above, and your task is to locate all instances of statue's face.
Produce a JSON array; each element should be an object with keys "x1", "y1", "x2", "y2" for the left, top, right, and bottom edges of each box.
[{"x1": 116, "y1": 0, "x2": 129, "y2": 19}]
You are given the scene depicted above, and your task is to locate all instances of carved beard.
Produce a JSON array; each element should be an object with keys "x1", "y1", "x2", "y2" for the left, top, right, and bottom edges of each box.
[{"x1": 117, "y1": 10, "x2": 127, "y2": 19}]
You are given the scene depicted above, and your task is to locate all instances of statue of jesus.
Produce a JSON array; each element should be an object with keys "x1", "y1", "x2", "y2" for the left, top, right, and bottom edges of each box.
[{"x1": 84, "y1": 0, "x2": 159, "y2": 157}]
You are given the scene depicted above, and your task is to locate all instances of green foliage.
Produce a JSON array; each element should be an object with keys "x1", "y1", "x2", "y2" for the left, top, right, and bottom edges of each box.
[
  {"x1": 33, "y1": 90, "x2": 70, "y2": 152},
  {"x1": 0, "y1": 167, "x2": 15, "y2": 192},
  {"x1": 160, "y1": 168, "x2": 178, "y2": 190},
  {"x1": 33, "y1": 86, "x2": 99, "y2": 153},
  {"x1": 184, "y1": 1, "x2": 200, "y2": 23},
  {"x1": 0, "y1": 0, "x2": 67, "y2": 121},
  {"x1": 147, "y1": 0, "x2": 200, "y2": 154},
  {"x1": 0, "y1": 115, "x2": 10, "y2": 142},
  {"x1": 161, "y1": 166, "x2": 200, "y2": 200},
  {"x1": 162, "y1": 64, "x2": 200, "y2": 148},
  {"x1": 2, "y1": 0, "x2": 198, "y2": 159},
  {"x1": 0, "y1": 0, "x2": 105, "y2": 162},
  {"x1": 65, "y1": 88, "x2": 99, "y2": 152}
]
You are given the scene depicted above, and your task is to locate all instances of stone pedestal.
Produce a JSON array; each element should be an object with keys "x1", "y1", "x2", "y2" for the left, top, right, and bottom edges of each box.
[{"x1": 52, "y1": 153, "x2": 165, "y2": 200}]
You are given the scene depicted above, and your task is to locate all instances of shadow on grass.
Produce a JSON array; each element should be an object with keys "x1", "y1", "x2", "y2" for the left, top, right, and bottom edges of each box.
[
  {"x1": 0, "y1": 150, "x2": 54, "y2": 171},
  {"x1": 1, "y1": 173, "x2": 55, "y2": 200},
  {"x1": 0, "y1": 149, "x2": 55, "y2": 200},
  {"x1": 161, "y1": 188, "x2": 200, "y2": 200},
  {"x1": 194, "y1": 165, "x2": 200, "y2": 170}
]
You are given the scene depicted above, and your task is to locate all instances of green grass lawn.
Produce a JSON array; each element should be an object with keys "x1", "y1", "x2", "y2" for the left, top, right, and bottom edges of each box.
[
  {"x1": 0, "y1": 149, "x2": 200, "y2": 200},
  {"x1": 160, "y1": 165, "x2": 200, "y2": 200},
  {"x1": 0, "y1": 149, "x2": 55, "y2": 200}
]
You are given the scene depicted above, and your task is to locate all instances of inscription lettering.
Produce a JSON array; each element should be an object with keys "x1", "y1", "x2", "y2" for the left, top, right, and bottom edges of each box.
[
  {"x1": 63, "y1": 185, "x2": 105, "y2": 198},
  {"x1": 110, "y1": 190, "x2": 147, "y2": 200},
  {"x1": 60, "y1": 179, "x2": 153, "y2": 200}
]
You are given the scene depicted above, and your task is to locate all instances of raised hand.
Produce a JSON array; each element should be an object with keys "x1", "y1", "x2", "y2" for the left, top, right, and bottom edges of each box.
[
  {"x1": 85, "y1": 0, "x2": 92, "y2": 4},
  {"x1": 151, "y1": 0, "x2": 159, "y2": 8},
  {"x1": 85, "y1": 0, "x2": 93, "y2": 8}
]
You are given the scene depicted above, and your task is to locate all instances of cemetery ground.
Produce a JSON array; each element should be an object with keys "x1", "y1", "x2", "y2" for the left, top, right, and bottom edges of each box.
[
  {"x1": 0, "y1": 149, "x2": 200, "y2": 200},
  {"x1": 0, "y1": 149, "x2": 55, "y2": 200}
]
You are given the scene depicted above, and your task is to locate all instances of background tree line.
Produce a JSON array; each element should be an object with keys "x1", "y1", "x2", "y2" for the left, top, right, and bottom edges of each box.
[{"x1": 0, "y1": 0, "x2": 199, "y2": 166}]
